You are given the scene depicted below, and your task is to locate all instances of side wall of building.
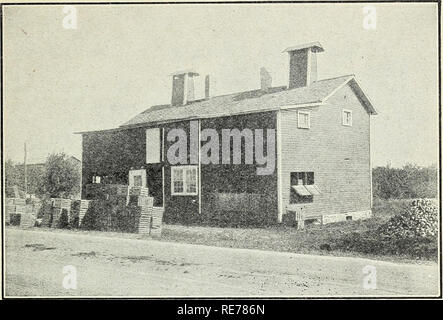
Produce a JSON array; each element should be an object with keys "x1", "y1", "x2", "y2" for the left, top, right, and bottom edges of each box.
[
  {"x1": 279, "y1": 84, "x2": 372, "y2": 220},
  {"x1": 82, "y1": 111, "x2": 279, "y2": 226}
]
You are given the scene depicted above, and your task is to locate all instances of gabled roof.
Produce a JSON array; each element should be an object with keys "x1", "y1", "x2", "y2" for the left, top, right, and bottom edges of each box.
[{"x1": 118, "y1": 74, "x2": 376, "y2": 129}]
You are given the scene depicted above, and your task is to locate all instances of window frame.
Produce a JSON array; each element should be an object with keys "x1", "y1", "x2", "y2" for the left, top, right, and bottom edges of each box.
[
  {"x1": 297, "y1": 110, "x2": 311, "y2": 129},
  {"x1": 171, "y1": 165, "x2": 198, "y2": 196},
  {"x1": 92, "y1": 176, "x2": 101, "y2": 184},
  {"x1": 290, "y1": 171, "x2": 315, "y2": 204},
  {"x1": 342, "y1": 109, "x2": 353, "y2": 127}
]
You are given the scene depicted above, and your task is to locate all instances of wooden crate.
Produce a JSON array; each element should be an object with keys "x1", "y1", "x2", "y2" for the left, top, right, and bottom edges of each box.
[
  {"x1": 128, "y1": 195, "x2": 154, "y2": 207},
  {"x1": 5, "y1": 205, "x2": 15, "y2": 224},
  {"x1": 13, "y1": 198, "x2": 26, "y2": 206},
  {"x1": 51, "y1": 208, "x2": 63, "y2": 228},
  {"x1": 137, "y1": 206, "x2": 164, "y2": 236},
  {"x1": 15, "y1": 205, "x2": 26, "y2": 215},
  {"x1": 129, "y1": 187, "x2": 149, "y2": 197},
  {"x1": 138, "y1": 214, "x2": 152, "y2": 235},
  {"x1": 70, "y1": 200, "x2": 91, "y2": 227},
  {"x1": 19, "y1": 213, "x2": 36, "y2": 228},
  {"x1": 53, "y1": 198, "x2": 71, "y2": 209}
]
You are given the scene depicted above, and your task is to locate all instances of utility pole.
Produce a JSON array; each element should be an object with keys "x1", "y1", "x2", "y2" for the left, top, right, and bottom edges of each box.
[{"x1": 24, "y1": 142, "x2": 27, "y2": 196}]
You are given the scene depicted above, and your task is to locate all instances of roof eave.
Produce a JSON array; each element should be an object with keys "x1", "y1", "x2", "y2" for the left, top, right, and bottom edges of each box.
[
  {"x1": 348, "y1": 78, "x2": 378, "y2": 115},
  {"x1": 322, "y1": 75, "x2": 378, "y2": 115}
]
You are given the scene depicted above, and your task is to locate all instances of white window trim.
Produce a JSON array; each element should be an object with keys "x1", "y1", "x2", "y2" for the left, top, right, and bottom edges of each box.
[
  {"x1": 342, "y1": 109, "x2": 353, "y2": 126},
  {"x1": 297, "y1": 110, "x2": 311, "y2": 129},
  {"x1": 171, "y1": 165, "x2": 198, "y2": 196}
]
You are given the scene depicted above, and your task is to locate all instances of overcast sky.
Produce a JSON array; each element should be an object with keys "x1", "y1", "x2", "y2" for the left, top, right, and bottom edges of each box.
[{"x1": 3, "y1": 3, "x2": 439, "y2": 167}]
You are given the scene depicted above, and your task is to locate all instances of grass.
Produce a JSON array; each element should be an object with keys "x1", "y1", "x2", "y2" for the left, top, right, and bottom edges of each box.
[
  {"x1": 11, "y1": 198, "x2": 437, "y2": 263},
  {"x1": 161, "y1": 199, "x2": 437, "y2": 262}
]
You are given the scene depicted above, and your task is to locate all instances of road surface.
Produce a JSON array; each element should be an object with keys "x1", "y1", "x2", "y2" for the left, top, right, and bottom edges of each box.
[{"x1": 5, "y1": 227, "x2": 440, "y2": 297}]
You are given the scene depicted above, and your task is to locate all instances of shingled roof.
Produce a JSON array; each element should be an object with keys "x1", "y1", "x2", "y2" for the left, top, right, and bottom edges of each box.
[{"x1": 118, "y1": 74, "x2": 376, "y2": 129}]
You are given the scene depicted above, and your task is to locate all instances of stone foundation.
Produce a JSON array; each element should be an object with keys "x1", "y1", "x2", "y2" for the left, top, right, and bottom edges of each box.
[{"x1": 321, "y1": 210, "x2": 372, "y2": 224}]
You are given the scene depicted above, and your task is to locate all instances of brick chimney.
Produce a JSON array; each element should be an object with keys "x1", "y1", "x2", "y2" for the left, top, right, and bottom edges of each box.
[
  {"x1": 260, "y1": 67, "x2": 272, "y2": 91},
  {"x1": 283, "y1": 42, "x2": 324, "y2": 89},
  {"x1": 171, "y1": 69, "x2": 199, "y2": 106}
]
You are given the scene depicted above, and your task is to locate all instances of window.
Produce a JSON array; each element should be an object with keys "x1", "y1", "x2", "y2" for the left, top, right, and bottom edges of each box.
[
  {"x1": 342, "y1": 109, "x2": 352, "y2": 126},
  {"x1": 297, "y1": 111, "x2": 310, "y2": 129},
  {"x1": 290, "y1": 172, "x2": 320, "y2": 204},
  {"x1": 129, "y1": 169, "x2": 146, "y2": 187},
  {"x1": 146, "y1": 128, "x2": 161, "y2": 163},
  {"x1": 133, "y1": 175, "x2": 142, "y2": 187},
  {"x1": 171, "y1": 166, "x2": 198, "y2": 195}
]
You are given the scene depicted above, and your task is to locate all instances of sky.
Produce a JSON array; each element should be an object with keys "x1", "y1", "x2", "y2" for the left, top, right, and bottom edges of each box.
[{"x1": 3, "y1": 3, "x2": 439, "y2": 167}]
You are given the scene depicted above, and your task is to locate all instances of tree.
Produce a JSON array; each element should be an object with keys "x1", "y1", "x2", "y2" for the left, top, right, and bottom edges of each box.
[
  {"x1": 373, "y1": 163, "x2": 438, "y2": 200},
  {"x1": 5, "y1": 159, "x2": 22, "y2": 196},
  {"x1": 44, "y1": 153, "x2": 81, "y2": 198}
]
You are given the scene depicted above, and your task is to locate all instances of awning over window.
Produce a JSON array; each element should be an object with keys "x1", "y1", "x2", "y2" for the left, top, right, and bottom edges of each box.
[
  {"x1": 292, "y1": 185, "x2": 311, "y2": 196},
  {"x1": 305, "y1": 185, "x2": 321, "y2": 195}
]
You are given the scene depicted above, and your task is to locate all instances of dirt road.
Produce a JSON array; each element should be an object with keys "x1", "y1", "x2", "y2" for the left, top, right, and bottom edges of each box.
[{"x1": 5, "y1": 227, "x2": 440, "y2": 297}]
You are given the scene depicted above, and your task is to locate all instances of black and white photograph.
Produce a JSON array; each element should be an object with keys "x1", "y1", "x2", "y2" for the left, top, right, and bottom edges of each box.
[{"x1": 1, "y1": 1, "x2": 441, "y2": 301}]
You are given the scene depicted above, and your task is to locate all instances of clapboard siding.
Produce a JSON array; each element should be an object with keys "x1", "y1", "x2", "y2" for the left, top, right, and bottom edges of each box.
[{"x1": 280, "y1": 84, "x2": 371, "y2": 218}]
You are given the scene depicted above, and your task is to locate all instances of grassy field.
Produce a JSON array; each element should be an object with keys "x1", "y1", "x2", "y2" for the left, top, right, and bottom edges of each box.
[
  {"x1": 161, "y1": 199, "x2": 437, "y2": 262},
  {"x1": 13, "y1": 199, "x2": 437, "y2": 262}
]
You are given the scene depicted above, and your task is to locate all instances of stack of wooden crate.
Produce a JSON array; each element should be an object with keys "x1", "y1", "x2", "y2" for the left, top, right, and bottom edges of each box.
[
  {"x1": 129, "y1": 187, "x2": 150, "y2": 197},
  {"x1": 5, "y1": 198, "x2": 15, "y2": 225},
  {"x1": 69, "y1": 199, "x2": 91, "y2": 228},
  {"x1": 41, "y1": 200, "x2": 53, "y2": 227},
  {"x1": 127, "y1": 186, "x2": 164, "y2": 236},
  {"x1": 77, "y1": 200, "x2": 90, "y2": 227},
  {"x1": 137, "y1": 205, "x2": 152, "y2": 235},
  {"x1": 148, "y1": 206, "x2": 165, "y2": 237},
  {"x1": 4, "y1": 198, "x2": 38, "y2": 227},
  {"x1": 127, "y1": 186, "x2": 151, "y2": 235},
  {"x1": 19, "y1": 210, "x2": 36, "y2": 228},
  {"x1": 13, "y1": 198, "x2": 27, "y2": 225}
]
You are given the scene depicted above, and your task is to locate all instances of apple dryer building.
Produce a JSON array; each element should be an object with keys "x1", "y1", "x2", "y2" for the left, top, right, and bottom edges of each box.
[{"x1": 77, "y1": 42, "x2": 377, "y2": 227}]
